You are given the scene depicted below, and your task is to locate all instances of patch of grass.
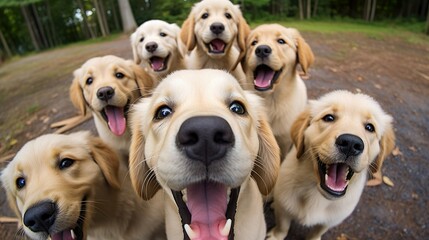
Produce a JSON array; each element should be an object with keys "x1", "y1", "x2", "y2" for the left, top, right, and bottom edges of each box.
[{"x1": 26, "y1": 103, "x2": 40, "y2": 115}]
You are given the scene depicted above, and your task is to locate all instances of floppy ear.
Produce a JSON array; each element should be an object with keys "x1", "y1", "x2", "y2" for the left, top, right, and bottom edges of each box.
[
  {"x1": 130, "y1": 32, "x2": 142, "y2": 65},
  {"x1": 1, "y1": 170, "x2": 22, "y2": 221},
  {"x1": 180, "y1": 13, "x2": 196, "y2": 52},
  {"x1": 370, "y1": 122, "x2": 395, "y2": 175},
  {"x1": 296, "y1": 36, "x2": 314, "y2": 75},
  {"x1": 291, "y1": 108, "x2": 311, "y2": 159},
  {"x1": 89, "y1": 136, "x2": 121, "y2": 189},
  {"x1": 69, "y1": 70, "x2": 87, "y2": 116},
  {"x1": 129, "y1": 108, "x2": 161, "y2": 200},
  {"x1": 252, "y1": 117, "x2": 281, "y2": 196},
  {"x1": 129, "y1": 61, "x2": 156, "y2": 96},
  {"x1": 231, "y1": 14, "x2": 251, "y2": 71}
]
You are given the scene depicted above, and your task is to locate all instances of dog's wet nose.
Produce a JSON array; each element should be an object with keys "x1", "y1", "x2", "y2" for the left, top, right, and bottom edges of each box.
[
  {"x1": 255, "y1": 45, "x2": 272, "y2": 58},
  {"x1": 23, "y1": 201, "x2": 57, "y2": 233},
  {"x1": 335, "y1": 134, "x2": 364, "y2": 157},
  {"x1": 145, "y1": 42, "x2": 158, "y2": 53},
  {"x1": 176, "y1": 116, "x2": 235, "y2": 164},
  {"x1": 210, "y1": 22, "x2": 225, "y2": 35},
  {"x1": 97, "y1": 86, "x2": 115, "y2": 101}
]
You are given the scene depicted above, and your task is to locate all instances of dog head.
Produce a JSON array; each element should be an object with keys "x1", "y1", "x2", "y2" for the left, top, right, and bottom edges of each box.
[
  {"x1": 241, "y1": 24, "x2": 314, "y2": 91},
  {"x1": 291, "y1": 90, "x2": 395, "y2": 199},
  {"x1": 131, "y1": 20, "x2": 183, "y2": 74},
  {"x1": 129, "y1": 69, "x2": 280, "y2": 239},
  {"x1": 1, "y1": 132, "x2": 120, "y2": 240},
  {"x1": 180, "y1": 0, "x2": 250, "y2": 61},
  {"x1": 70, "y1": 55, "x2": 154, "y2": 136}
]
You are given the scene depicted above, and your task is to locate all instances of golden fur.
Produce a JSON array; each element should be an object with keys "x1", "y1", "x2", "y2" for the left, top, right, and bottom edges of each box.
[
  {"x1": 69, "y1": 55, "x2": 155, "y2": 157},
  {"x1": 241, "y1": 24, "x2": 315, "y2": 160},
  {"x1": 1, "y1": 132, "x2": 166, "y2": 240},
  {"x1": 180, "y1": 0, "x2": 250, "y2": 82},
  {"x1": 129, "y1": 69, "x2": 280, "y2": 240},
  {"x1": 268, "y1": 90, "x2": 395, "y2": 240}
]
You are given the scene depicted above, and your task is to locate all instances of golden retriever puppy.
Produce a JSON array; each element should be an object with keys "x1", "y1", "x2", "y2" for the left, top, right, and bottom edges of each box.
[
  {"x1": 241, "y1": 24, "x2": 314, "y2": 160},
  {"x1": 129, "y1": 69, "x2": 280, "y2": 240},
  {"x1": 1, "y1": 131, "x2": 166, "y2": 240},
  {"x1": 267, "y1": 90, "x2": 395, "y2": 240},
  {"x1": 70, "y1": 55, "x2": 155, "y2": 158},
  {"x1": 180, "y1": 0, "x2": 250, "y2": 82},
  {"x1": 131, "y1": 19, "x2": 185, "y2": 81}
]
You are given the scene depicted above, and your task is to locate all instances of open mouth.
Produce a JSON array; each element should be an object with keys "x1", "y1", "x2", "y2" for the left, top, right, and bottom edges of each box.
[
  {"x1": 50, "y1": 197, "x2": 86, "y2": 240},
  {"x1": 100, "y1": 101, "x2": 130, "y2": 136},
  {"x1": 253, "y1": 65, "x2": 282, "y2": 91},
  {"x1": 172, "y1": 181, "x2": 239, "y2": 240},
  {"x1": 149, "y1": 54, "x2": 170, "y2": 72},
  {"x1": 207, "y1": 39, "x2": 226, "y2": 54},
  {"x1": 318, "y1": 158, "x2": 355, "y2": 198}
]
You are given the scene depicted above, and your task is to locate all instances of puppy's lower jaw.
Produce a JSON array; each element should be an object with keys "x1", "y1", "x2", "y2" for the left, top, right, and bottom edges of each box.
[
  {"x1": 318, "y1": 158, "x2": 355, "y2": 199},
  {"x1": 100, "y1": 103, "x2": 130, "y2": 136},
  {"x1": 150, "y1": 54, "x2": 169, "y2": 72},
  {"x1": 207, "y1": 39, "x2": 226, "y2": 54}
]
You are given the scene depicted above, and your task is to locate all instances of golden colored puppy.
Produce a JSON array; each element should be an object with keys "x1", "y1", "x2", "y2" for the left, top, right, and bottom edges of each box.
[
  {"x1": 1, "y1": 132, "x2": 166, "y2": 240},
  {"x1": 69, "y1": 55, "x2": 155, "y2": 157},
  {"x1": 129, "y1": 69, "x2": 280, "y2": 240},
  {"x1": 131, "y1": 19, "x2": 185, "y2": 81},
  {"x1": 268, "y1": 90, "x2": 395, "y2": 240},
  {"x1": 242, "y1": 24, "x2": 314, "y2": 159},
  {"x1": 180, "y1": 0, "x2": 250, "y2": 82}
]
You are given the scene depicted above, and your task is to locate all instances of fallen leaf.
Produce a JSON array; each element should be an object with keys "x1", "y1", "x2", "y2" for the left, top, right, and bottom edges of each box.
[
  {"x1": 330, "y1": 67, "x2": 338, "y2": 72},
  {"x1": 43, "y1": 117, "x2": 51, "y2": 124},
  {"x1": 374, "y1": 84, "x2": 382, "y2": 89},
  {"x1": 357, "y1": 76, "x2": 363, "y2": 81},
  {"x1": 411, "y1": 193, "x2": 419, "y2": 199},
  {"x1": 392, "y1": 147, "x2": 402, "y2": 156},
  {"x1": 383, "y1": 176, "x2": 394, "y2": 187},
  {"x1": 9, "y1": 139, "x2": 18, "y2": 146},
  {"x1": 355, "y1": 88, "x2": 362, "y2": 93},
  {"x1": 408, "y1": 146, "x2": 417, "y2": 152},
  {"x1": 336, "y1": 233, "x2": 350, "y2": 240},
  {"x1": 52, "y1": 108, "x2": 58, "y2": 113}
]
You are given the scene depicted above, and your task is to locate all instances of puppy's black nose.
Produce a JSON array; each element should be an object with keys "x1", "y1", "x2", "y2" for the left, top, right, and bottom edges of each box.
[
  {"x1": 336, "y1": 134, "x2": 364, "y2": 157},
  {"x1": 176, "y1": 116, "x2": 235, "y2": 164},
  {"x1": 255, "y1": 45, "x2": 272, "y2": 58},
  {"x1": 210, "y1": 22, "x2": 225, "y2": 35},
  {"x1": 97, "y1": 86, "x2": 115, "y2": 101},
  {"x1": 23, "y1": 201, "x2": 57, "y2": 233},
  {"x1": 145, "y1": 42, "x2": 158, "y2": 53}
]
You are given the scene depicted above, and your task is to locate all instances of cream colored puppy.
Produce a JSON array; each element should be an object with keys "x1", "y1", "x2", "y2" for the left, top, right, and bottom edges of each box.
[
  {"x1": 180, "y1": 0, "x2": 250, "y2": 82},
  {"x1": 241, "y1": 24, "x2": 314, "y2": 160},
  {"x1": 1, "y1": 132, "x2": 166, "y2": 240},
  {"x1": 131, "y1": 19, "x2": 185, "y2": 81},
  {"x1": 70, "y1": 55, "x2": 155, "y2": 158},
  {"x1": 268, "y1": 90, "x2": 395, "y2": 240},
  {"x1": 129, "y1": 69, "x2": 280, "y2": 240}
]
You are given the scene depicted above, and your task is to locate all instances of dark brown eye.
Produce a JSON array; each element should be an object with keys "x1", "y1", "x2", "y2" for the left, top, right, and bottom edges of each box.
[
  {"x1": 229, "y1": 101, "x2": 246, "y2": 115},
  {"x1": 16, "y1": 177, "x2": 26, "y2": 189},
  {"x1": 155, "y1": 105, "x2": 173, "y2": 120},
  {"x1": 251, "y1": 40, "x2": 258, "y2": 46},
  {"x1": 201, "y1": 13, "x2": 209, "y2": 19},
  {"x1": 160, "y1": 32, "x2": 167, "y2": 37},
  {"x1": 225, "y1": 13, "x2": 232, "y2": 19},
  {"x1": 365, "y1": 123, "x2": 375, "y2": 132},
  {"x1": 322, "y1": 114, "x2": 335, "y2": 122},
  {"x1": 59, "y1": 158, "x2": 74, "y2": 170},
  {"x1": 86, "y1": 77, "x2": 93, "y2": 85},
  {"x1": 115, "y1": 72, "x2": 124, "y2": 79},
  {"x1": 277, "y1": 39, "x2": 286, "y2": 44},
  {"x1": 139, "y1": 37, "x2": 144, "y2": 42}
]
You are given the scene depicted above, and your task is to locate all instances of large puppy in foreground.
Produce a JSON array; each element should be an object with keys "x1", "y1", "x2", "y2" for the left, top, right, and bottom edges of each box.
[
  {"x1": 241, "y1": 24, "x2": 314, "y2": 159},
  {"x1": 129, "y1": 70, "x2": 280, "y2": 240},
  {"x1": 1, "y1": 132, "x2": 166, "y2": 240},
  {"x1": 268, "y1": 91, "x2": 395, "y2": 240},
  {"x1": 70, "y1": 55, "x2": 155, "y2": 157},
  {"x1": 180, "y1": 0, "x2": 250, "y2": 82},
  {"x1": 131, "y1": 20, "x2": 185, "y2": 81}
]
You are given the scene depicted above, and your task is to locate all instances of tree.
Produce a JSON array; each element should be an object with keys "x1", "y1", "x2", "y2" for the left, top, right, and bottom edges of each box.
[
  {"x1": 117, "y1": 0, "x2": 136, "y2": 33},
  {"x1": 426, "y1": 2, "x2": 429, "y2": 35}
]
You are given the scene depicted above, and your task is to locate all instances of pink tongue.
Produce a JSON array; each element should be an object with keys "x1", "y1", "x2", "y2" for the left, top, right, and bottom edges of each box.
[
  {"x1": 254, "y1": 68, "x2": 275, "y2": 88},
  {"x1": 105, "y1": 106, "x2": 126, "y2": 136},
  {"x1": 187, "y1": 182, "x2": 228, "y2": 240},
  {"x1": 210, "y1": 39, "x2": 226, "y2": 52},
  {"x1": 325, "y1": 163, "x2": 349, "y2": 192},
  {"x1": 51, "y1": 229, "x2": 73, "y2": 240},
  {"x1": 150, "y1": 57, "x2": 165, "y2": 71}
]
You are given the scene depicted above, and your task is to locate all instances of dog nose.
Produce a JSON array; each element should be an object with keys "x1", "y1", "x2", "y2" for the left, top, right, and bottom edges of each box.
[
  {"x1": 176, "y1": 116, "x2": 235, "y2": 164},
  {"x1": 210, "y1": 22, "x2": 225, "y2": 35},
  {"x1": 335, "y1": 134, "x2": 364, "y2": 157},
  {"x1": 145, "y1": 42, "x2": 158, "y2": 53},
  {"x1": 255, "y1": 45, "x2": 272, "y2": 58},
  {"x1": 23, "y1": 201, "x2": 57, "y2": 233},
  {"x1": 97, "y1": 86, "x2": 115, "y2": 101}
]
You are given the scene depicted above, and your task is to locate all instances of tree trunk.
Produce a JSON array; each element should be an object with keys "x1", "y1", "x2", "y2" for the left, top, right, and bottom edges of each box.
[
  {"x1": 99, "y1": 0, "x2": 110, "y2": 35},
  {"x1": 31, "y1": 4, "x2": 49, "y2": 48},
  {"x1": 313, "y1": 0, "x2": 319, "y2": 17},
  {"x1": 298, "y1": 0, "x2": 304, "y2": 20},
  {"x1": 118, "y1": 0, "x2": 137, "y2": 33},
  {"x1": 369, "y1": 0, "x2": 376, "y2": 22},
  {"x1": 108, "y1": 0, "x2": 121, "y2": 31},
  {"x1": 93, "y1": 0, "x2": 108, "y2": 37},
  {"x1": 21, "y1": 5, "x2": 40, "y2": 51},
  {"x1": 426, "y1": 2, "x2": 429, "y2": 35},
  {"x1": 306, "y1": 0, "x2": 311, "y2": 19},
  {"x1": 77, "y1": 0, "x2": 96, "y2": 39},
  {"x1": 46, "y1": 0, "x2": 59, "y2": 46},
  {"x1": 0, "y1": 28, "x2": 12, "y2": 57}
]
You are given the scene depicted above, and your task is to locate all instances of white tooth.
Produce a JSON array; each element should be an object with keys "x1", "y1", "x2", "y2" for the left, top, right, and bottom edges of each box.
[
  {"x1": 220, "y1": 219, "x2": 232, "y2": 236},
  {"x1": 209, "y1": 44, "x2": 214, "y2": 51},
  {"x1": 184, "y1": 224, "x2": 198, "y2": 239},
  {"x1": 325, "y1": 174, "x2": 328, "y2": 182},
  {"x1": 71, "y1": 229, "x2": 76, "y2": 239}
]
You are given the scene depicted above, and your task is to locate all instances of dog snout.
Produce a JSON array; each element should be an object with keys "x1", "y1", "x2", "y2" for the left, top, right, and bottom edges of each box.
[
  {"x1": 335, "y1": 134, "x2": 364, "y2": 157},
  {"x1": 97, "y1": 86, "x2": 115, "y2": 101},
  {"x1": 23, "y1": 201, "x2": 57, "y2": 233},
  {"x1": 176, "y1": 116, "x2": 235, "y2": 164},
  {"x1": 145, "y1": 41, "x2": 158, "y2": 53},
  {"x1": 210, "y1": 22, "x2": 225, "y2": 35},
  {"x1": 255, "y1": 45, "x2": 272, "y2": 58}
]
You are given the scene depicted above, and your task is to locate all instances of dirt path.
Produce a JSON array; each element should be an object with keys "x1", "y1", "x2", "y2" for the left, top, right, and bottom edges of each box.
[{"x1": 0, "y1": 32, "x2": 428, "y2": 239}]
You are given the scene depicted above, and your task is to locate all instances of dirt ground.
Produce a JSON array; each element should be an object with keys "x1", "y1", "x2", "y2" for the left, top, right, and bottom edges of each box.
[{"x1": 0, "y1": 31, "x2": 428, "y2": 239}]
